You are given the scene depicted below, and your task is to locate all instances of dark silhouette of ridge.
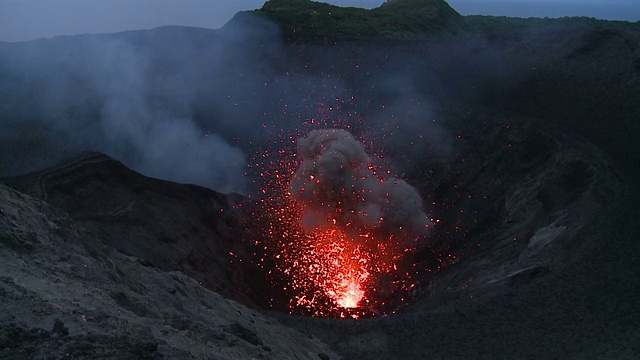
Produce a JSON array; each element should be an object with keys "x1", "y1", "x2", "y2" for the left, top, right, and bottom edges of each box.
[
  {"x1": 2, "y1": 152, "x2": 264, "y2": 308},
  {"x1": 230, "y1": 0, "x2": 464, "y2": 40}
]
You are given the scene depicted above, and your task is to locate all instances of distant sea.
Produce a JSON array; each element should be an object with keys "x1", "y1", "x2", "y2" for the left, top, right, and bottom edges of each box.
[{"x1": 449, "y1": 1, "x2": 640, "y2": 22}]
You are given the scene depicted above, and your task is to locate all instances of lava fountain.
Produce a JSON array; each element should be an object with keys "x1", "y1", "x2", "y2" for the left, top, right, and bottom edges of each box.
[{"x1": 257, "y1": 129, "x2": 433, "y2": 317}]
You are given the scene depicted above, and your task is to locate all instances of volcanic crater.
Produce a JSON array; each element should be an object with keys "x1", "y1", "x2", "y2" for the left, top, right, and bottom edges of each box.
[
  {"x1": 1, "y1": 0, "x2": 639, "y2": 358},
  {"x1": 3, "y1": 109, "x2": 620, "y2": 319}
]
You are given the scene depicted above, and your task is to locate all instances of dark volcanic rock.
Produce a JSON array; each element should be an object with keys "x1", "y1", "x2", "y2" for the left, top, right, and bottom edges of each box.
[
  {"x1": 224, "y1": 322, "x2": 264, "y2": 346},
  {"x1": 3, "y1": 152, "x2": 263, "y2": 307},
  {"x1": 0, "y1": 183, "x2": 341, "y2": 359},
  {"x1": 0, "y1": 323, "x2": 162, "y2": 360}
]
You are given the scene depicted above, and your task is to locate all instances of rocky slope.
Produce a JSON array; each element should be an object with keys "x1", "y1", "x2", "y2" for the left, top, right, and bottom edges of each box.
[
  {"x1": 0, "y1": 181, "x2": 340, "y2": 359},
  {"x1": 3, "y1": 153, "x2": 262, "y2": 307}
]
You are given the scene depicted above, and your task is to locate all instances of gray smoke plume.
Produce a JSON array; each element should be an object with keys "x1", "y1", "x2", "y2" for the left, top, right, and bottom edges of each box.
[
  {"x1": 0, "y1": 12, "x2": 465, "y2": 195},
  {"x1": 0, "y1": 27, "x2": 257, "y2": 194},
  {"x1": 83, "y1": 38, "x2": 247, "y2": 194},
  {"x1": 289, "y1": 129, "x2": 432, "y2": 243}
]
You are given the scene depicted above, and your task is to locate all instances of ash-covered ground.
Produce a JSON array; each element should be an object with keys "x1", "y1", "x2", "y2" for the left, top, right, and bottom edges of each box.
[{"x1": 1, "y1": 2, "x2": 640, "y2": 359}]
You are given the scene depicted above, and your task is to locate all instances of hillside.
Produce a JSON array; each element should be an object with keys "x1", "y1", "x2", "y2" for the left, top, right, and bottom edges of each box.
[
  {"x1": 228, "y1": 0, "x2": 640, "y2": 41},
  {"x1": 234, "y1": 0, "x2": 465, "y2": 40},
  {"x1": 0, "y1": 177, "x2": 339, "y2": 359}
]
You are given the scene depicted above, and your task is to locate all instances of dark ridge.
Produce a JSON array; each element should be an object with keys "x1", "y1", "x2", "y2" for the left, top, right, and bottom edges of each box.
[
  {"x1": 226, "y1": 0, "x2": 640, "y2": 42},
  {"x1": 1, "y1": 152, "x2": 264, "y2": 308},
  {"x1": 463, "y1": 15, "x2": 639, "y2": 37},
  {"x1": 232, "y1": 0, "x2": 464, "y2": 41}
]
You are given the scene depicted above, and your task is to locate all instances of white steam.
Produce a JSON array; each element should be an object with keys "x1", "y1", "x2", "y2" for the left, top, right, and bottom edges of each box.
[
  {"x1": 0, "y1": 33, "x2": 249, "y2": 194},
  {"x1": 87, "y1": 39, "x2": 247, "y2": 194},
  {"x1": 289, "y1": 129, "x2": 432, "y2": 242},
  {"x1": 0, "y1": 13, "x2": 457, "y2": 194}
]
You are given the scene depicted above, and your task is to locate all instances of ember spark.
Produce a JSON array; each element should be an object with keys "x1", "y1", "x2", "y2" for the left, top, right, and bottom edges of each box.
[{"x1": 252, "y1": 128, "x2": 432, "y2": 318}]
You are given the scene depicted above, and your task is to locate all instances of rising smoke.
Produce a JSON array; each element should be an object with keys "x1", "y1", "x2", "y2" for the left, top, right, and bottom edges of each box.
[
  {"x1": 0, "y1": 32, "x2": 250, "y2": 193},
  {"x1": 87, "y1": 38, "x2": 247, "y2": 194},
  {"x1": 289, "y1": 129, "x2": 432, "y2": 243},
  {"x1": 0, "y1": 11, "x2": 475, "y2": 195}
]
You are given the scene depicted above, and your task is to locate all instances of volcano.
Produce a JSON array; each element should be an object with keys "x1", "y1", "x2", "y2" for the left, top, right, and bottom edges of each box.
[{"x1": 1, "y1": 0, "x2": 640, "y2": 359}]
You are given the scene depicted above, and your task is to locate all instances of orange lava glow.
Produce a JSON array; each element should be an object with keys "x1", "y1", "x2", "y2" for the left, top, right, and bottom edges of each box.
[
  {"x1": 250, "y1": 129, "x2": 431, "y2": 318},
  {"x1": 307, "y1": 229, "x2": 369, "y2": 309},
  {"x1": 253, "y1": 165, "x2": 416, "y2": 317}
]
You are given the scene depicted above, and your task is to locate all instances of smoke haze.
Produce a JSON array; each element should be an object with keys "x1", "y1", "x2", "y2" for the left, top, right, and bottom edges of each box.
[
  {"x1": 0, "y1": 34, "x2": 249, "y2": 193},
  {"x1": 0, "y1": 12, "x2": 463, "y2": 196},
  {"x1": 290, "y1": 129, "x2": 432, "y2": 242}
]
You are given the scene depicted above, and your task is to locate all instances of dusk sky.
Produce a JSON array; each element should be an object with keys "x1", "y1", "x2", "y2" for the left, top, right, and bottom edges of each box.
[{"x1": 1, "y1": 0, "x2": 639, "y2": 42}]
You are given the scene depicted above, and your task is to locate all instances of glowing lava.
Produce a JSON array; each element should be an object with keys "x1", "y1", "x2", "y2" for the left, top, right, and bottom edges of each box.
[
  {"x1": 333, "y1": 278, "x2": 364, "y2": 308},
  {"x1": 312, "y1": 229, "x2": 369, "y2": 309},
  {"x1": 253, "y1": 128, "x2": 433, "y2": 317}
]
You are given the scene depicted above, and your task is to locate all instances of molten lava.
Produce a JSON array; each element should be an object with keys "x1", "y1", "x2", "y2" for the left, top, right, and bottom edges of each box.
[
  {"x1": 310, "y1": 229, "x2": 369, "y2": 309},
  {"x1": 253, "y1": 128, "x2": 433, "y2": 318}
]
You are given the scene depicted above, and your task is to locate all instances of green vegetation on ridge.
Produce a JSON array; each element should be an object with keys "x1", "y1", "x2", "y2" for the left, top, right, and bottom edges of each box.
[
  {"x1": 229, "y1": 0, "x2": 639, "y2": 41},
  {"x1": 252, "y1": 0, "x2": 464, "y2": 39}
]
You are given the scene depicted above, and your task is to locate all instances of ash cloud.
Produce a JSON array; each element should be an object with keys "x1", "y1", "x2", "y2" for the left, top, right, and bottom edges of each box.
[
  {"x1": 289, "y1": 129, "x2": 432, "y2": 242},
  {"x1": 0, "y1": 17, "x2": 290, "y2": 193},
  {"x1": 0, "y1": 11, "x2": 496, "y2": 196},
  {"x1": 0, "y1": 12, "x2": 365, "y2": 193}
]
